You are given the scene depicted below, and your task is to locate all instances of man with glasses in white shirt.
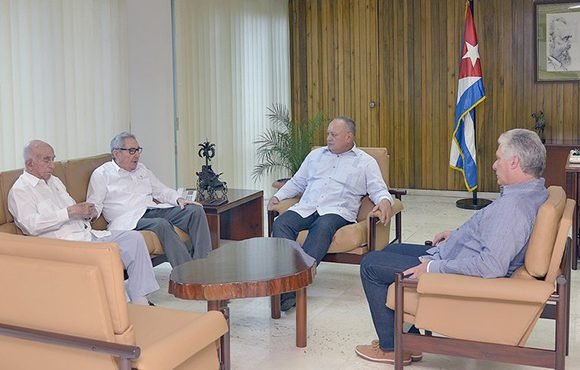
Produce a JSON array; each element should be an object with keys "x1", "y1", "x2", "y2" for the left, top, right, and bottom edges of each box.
[{"x1": 87, "y1": 132, "x2": 212, "y2": 267}]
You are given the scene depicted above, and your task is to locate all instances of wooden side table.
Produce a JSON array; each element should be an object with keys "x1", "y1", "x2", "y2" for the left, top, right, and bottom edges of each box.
[{"x1": 201, "y1": 189, "x2": 264, "y2": 249}]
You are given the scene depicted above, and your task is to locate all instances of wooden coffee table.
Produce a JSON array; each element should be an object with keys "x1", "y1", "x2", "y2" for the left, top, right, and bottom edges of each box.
[
  {"x1": 168, "y1": 237, "x2": 316, "y2": 370},
  {"x1": 201, "y1": 189, "x2": 264, "y2": 249}
]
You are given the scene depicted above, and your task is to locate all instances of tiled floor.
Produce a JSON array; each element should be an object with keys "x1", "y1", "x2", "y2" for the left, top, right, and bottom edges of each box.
[{"x1": 149, "y1": 190, "x2": 580, "y2": 369}]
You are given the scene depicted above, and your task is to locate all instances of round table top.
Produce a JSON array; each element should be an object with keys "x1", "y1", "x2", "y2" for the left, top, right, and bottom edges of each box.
[{"x1": 168, "y1": 237, "x2": 317, "y2": 300}]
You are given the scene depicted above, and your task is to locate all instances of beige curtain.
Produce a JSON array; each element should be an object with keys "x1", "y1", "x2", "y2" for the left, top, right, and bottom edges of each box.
[
  {"x1": 173, "y1": 0, "x2": 290, "y2": 195},
  {"x1": 0, "y1": 0, "x2": 129, "y2": 170}
]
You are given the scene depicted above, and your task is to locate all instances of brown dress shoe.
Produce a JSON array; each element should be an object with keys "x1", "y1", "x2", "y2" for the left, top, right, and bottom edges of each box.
[
  {"x1": 354, "y1": 344, "x2": 412, "y2": 365},
  {"x1": 371, "y1": 339, "x2": 423, "y2": 361}
]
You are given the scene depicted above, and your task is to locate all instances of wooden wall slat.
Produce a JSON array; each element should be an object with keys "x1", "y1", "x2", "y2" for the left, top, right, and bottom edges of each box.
[{"x1": 290, "y1": 0, "x2": 580, "y2": 191}]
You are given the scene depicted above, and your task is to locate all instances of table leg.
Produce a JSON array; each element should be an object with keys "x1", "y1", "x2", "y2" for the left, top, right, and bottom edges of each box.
[
  {"x1": 208, "y1": 300, "x2": 230, "y2": 370},
  {"x1": 296, "y1": 288, "x2": 307, "y2": 348},
  {"x1": 271, "y1": 294, "x2": 281, "y2": 319}
]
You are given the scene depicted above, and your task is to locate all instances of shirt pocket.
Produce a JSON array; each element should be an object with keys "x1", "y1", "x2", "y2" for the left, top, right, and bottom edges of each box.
[{"x1": 332, "y1": 165, "x2": 366, "y2": 194}]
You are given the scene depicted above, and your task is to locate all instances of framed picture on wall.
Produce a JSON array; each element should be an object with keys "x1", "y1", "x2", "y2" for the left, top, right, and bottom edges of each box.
[{"x1": 535, "y1": 1, "x2": 580, "y2": 82}]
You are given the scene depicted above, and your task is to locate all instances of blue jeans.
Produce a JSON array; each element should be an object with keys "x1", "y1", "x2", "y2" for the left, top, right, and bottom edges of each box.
[
  {"x1": 272, "y1": 210, "x2": 352, "y2": 264},
  {"x1": 360, "y1": 243, "x2": 429, "y2": 351}
]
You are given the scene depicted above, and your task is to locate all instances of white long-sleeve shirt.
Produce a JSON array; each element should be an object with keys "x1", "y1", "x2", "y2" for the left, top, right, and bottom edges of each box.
[
  {"x1": 8, "y1": 172, "x2": 98, "y2": 241},
  {"x1": 274, "y1": 146, "x2": 393, "y2": 223},
  {"x1": 87, "y1": 160, "x2": 180, "y2": 230}
]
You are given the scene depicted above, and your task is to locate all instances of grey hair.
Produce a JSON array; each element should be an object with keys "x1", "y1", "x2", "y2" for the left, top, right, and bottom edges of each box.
[
  {"x1": 497, "y1": 129, "x2": 546, "y2": 178},
  {"x1": 334, "y1": 116, "x2": 356, "y2": 136},
  {"x1": 23, "y1": 142, "x2": 34, "y2": 161},
  {"x1": 110, "y1": 132, "x2": 136, "y2": 152},
  {"x1": 23, "y1": 140, "x2": 46, "y2": 161}
]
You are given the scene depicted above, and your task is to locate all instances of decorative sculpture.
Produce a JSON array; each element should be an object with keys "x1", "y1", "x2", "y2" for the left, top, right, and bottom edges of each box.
[
  {"x1": 532, "y1": 111, "x2": 546, "y2": 143},
  {"x1": 195, "y1": 140, "x2": 228, "y2": 204}
]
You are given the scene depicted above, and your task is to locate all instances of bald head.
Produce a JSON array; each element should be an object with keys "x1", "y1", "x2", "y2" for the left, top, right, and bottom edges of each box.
[
  {"x1": 326, "y1": 116, "x2": 356, "y2": 154},
  {"x1": 24, "y1": 140, "x2": 56, "y2": 181}
]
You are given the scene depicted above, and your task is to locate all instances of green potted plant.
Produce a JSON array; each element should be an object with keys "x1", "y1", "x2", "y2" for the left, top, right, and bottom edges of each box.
[{"x1": 252, "y1": 103, "x2": 324, "y2": 187}]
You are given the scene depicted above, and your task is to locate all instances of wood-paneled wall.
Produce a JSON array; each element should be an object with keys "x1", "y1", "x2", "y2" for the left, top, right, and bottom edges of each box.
[{"x1": 290, "y1": 0, "x2": 580, "y2": 191}]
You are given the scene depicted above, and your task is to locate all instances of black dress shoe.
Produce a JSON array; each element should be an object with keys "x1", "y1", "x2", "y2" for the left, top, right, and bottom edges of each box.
[{"x1": 280, "y1": 292, "x2": 296, "y2": 312}]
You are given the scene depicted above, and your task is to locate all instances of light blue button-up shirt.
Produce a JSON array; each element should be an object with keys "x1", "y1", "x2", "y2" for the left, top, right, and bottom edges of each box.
[
  {"x1": 425, "y1": 178, "x2": 548, "y2": 278},
  {"x1": 274, "y1": 146, "x2": 393, "y2": 223}
]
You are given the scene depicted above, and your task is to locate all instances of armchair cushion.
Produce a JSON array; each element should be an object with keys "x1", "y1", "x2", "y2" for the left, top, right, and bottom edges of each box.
[
  {"x1": 524, "y1": 186, "x2": 566, "y2": 277},
  {"x1": 0, "y1": 232, "x2": 228, "y2": 370},
  {"x1": 130, "y1": 305, "x2": 227, "y2": 370}
]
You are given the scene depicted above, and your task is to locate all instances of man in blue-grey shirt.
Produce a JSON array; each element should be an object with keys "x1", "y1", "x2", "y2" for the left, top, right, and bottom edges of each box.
[
  {"x1": 269, "y1": 116, "x2": 394, "y2": 311},
  {"x1": 355, "y1": 128, "x2": 548, "y2": 365}
]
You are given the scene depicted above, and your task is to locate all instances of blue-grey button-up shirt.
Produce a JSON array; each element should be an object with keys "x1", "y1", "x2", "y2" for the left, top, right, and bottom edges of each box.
[{"x1": 425, "y1": 178, "x2": 548, "y2": 278}]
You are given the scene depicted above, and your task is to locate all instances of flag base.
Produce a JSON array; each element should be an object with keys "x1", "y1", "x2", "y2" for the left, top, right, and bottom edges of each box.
[{"x1": 456, "y1": 197, "x2": 492, "y2": 210}]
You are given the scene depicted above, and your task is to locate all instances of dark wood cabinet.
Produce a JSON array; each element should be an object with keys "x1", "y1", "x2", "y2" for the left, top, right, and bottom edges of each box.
[
  {"x1": 544, "y1": 140, "x2": 580, "y2": 192},
  {"x1": 545, "y1": 140, "x2": 580, "y2": 270}
]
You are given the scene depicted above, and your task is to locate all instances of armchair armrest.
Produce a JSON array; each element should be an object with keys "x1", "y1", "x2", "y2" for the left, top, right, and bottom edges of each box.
[
  {"x1": 415, "y1": 273, "x2": 555, "y2": 304},
  {"x1": 389, "y1": 188, "x2": 407, "y2": 200},
  {"x1": 270, "y1": 197, "x2": 300, "y2": 214},
  {"x1": 368, "y1": 192, "x2": 406, "y2": 249},
  {"x1": 0, "y1": 322, "x2": 140, "y2": 370},
  {"x1": 267, "y1": 197, "x2": 300, "y2": 237}
]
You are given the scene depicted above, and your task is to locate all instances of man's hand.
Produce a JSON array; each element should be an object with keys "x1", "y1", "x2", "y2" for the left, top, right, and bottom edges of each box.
[
  {"x1": 67, "y1": 202, "x2": 97, "y2": 220},
  {"x1": 177, "y1": 197, "x2": 202, "y2": 209},
  {"x1": 267, "y1": 196, "x2": 280, "y2": 211},
  {"x1": 432, "y1": 230, "x2": 452, "y2": 246},
  {"x1": 403, "y1": 261, "x2": 429, "y2": 279},
  {"x1": 371, "y1": 199, "x2": 392, "y2": 226}
]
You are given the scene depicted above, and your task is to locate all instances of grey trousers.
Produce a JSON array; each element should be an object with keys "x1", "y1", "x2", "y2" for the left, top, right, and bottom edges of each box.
[
  {"x1": 137, "y1": 205, "x2": 212, "y2": 267},
  {"x1": 93, "y1": 230, "x2": 159, "y2": 300}
]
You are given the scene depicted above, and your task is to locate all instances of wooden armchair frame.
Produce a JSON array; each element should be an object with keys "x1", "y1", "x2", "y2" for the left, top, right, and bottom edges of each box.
[
  {"x1": 0, "y1": 323, "x2": 140, "y2": 370},
  {"x1": 392, "y1": 192, "x2": 573, "y2": 370}
]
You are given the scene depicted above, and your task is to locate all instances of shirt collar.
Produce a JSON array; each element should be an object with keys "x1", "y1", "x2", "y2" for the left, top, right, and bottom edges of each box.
[
  {"x1": 500, "y1": 177, "x2": 545, "y2": 196},
  {"x1": 111, "y1": 159, "x2": 132, "y2": 174},
  {"x1": 21, "y1": 171, "x2": 46, "y2": 187},
  {"x1": 322, "y1": 143, "x2": 360, "y2": 156}
]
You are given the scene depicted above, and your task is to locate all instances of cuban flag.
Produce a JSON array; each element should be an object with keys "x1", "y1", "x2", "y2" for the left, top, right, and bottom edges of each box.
[{"x1": 450, "y1": 0, "x2": 486, "y2": 191}]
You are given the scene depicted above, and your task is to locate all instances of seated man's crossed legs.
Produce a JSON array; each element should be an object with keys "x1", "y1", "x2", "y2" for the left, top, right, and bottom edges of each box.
[
  {"x1": 272, "y1": 210, "x2": 352, "y2": 311},
  {"x1": 136, "y1": 205, "x2": 212, "y2": 267},
  {"x1": 356, "y1": 243, "x2": 428, "y2": 365}
]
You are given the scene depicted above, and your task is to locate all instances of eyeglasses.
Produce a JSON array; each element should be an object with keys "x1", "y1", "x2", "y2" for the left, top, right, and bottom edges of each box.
[{"x1": 115, "y1": 147, "x2": 143, "y2": 155}]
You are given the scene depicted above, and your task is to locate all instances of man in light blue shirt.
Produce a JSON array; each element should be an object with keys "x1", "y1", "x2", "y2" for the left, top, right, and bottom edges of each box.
[
  {"x1": 268, "y1": 116, "x2": 394, "y2": 310},
  {"x1": 355, "y1": 129, "x2": 548, "y2": 365}
]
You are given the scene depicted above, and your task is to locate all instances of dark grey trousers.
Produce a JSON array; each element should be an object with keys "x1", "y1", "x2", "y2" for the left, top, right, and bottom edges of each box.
[{"x1": 136, "y1": 205, "x2": 212, "y2": 267}]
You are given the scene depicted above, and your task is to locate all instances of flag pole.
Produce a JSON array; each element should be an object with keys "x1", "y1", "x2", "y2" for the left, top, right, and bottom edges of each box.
[
  {"x1": 456, "y1": 103, "x2": 491, "y2": 209},
  {"x1": 455, "y1": 0, "x2": 491, "y2": 210}
]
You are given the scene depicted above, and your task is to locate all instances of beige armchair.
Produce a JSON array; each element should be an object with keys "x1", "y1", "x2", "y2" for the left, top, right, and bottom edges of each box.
[
  {"x1": 0, "y1": 232, "x2": 228, "y2": 370},
  {"x1": 388, "y1": 186, "x2": 573, "y2": 370},
  {"x1": 268, "y1": 147, "x2": 405, "y2": 264}
]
